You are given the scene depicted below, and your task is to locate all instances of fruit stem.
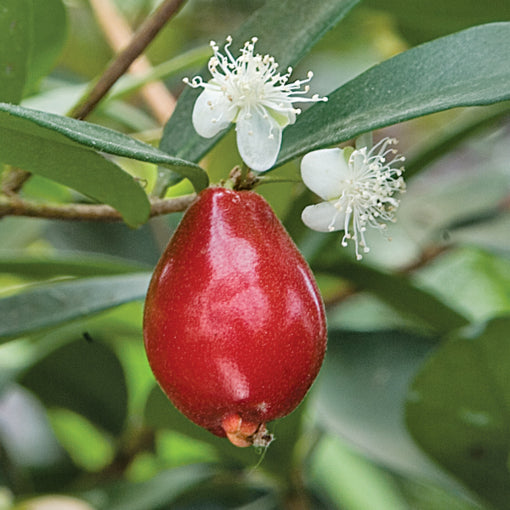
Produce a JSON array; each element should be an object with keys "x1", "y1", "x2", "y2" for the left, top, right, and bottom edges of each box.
[
  {"x1": 221, "y1": 414, "x2": 274, "y2": 448},
  {"x1": 227, "y1": 165, "x2": 259, "y2": 191}
]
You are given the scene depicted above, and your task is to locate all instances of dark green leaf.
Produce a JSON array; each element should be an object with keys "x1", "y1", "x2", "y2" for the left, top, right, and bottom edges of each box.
[
  {"x1": 406, "y1": 316, "x2": 510, "y2": 509},
  {"x1": 82, "y1": 464, "x2": 213, "y2": 510},
  {"x1": 0, "y1": 103, "x2": 208, "y2": 193},
  {"x1": 21, "y1": 339, "x2": 128, "y2": 435},
  {"x1": 160, "y1": 0, "x2": 360, "y2": 163},
  {"x1": 278, "y1": 23, "x2": 510, "y2": 166},
  {"x1": 0, "y1": 0, "x2": 31, "y2": 103},
  {"x1": 313, "y1": 329, "x2": 446, "y2": 481},
  {"x1": 0, "y1": 106, "x2": 151, "y2": 227},
  {"x1": 313, "y1": 256, "x2": 469, "y2": 334},
  {"x1": 365, "y1": 0, "x2": 510, "y2": 45},
  {"x1": 0, "y1": 273, "x2": 151, "y2": 340},
  {"x1": 27, "y1": 0, "x2": 67, "y2": 90}
]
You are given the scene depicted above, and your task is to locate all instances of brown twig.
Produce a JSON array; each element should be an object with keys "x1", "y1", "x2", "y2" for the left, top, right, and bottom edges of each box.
[
  {"x1": 70, "y1": 0, "x2": 187, "y2": 120},
  {"x1": 1, "y1": 167, "x2": 32, "y2": 195},
  {"x1": 0, "y1": 194, "x2": 195, "y2": 222},
  {"x1": 88, "y1": 0, "x2": 176, "y2": 124}
]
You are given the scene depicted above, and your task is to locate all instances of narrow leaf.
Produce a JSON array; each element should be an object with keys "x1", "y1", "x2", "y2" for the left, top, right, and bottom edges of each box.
[
  {"x1": 0, "y1": 273, "x2": 151, "y2": 340},
  {"x1": 313, "y1": 257, "x2": 469, "y2": 334},
  {"x1": 278, "y1": 23, "x2": 510, "y2": 166},
  {"x1": 0, "y1": 103, "x2": 208, "y2": 192},
  {"x1": 159, "y1": 0, "x2": 360, "y2": 163},
  {"x1": 0, "y1": 0, "x2": 31, "y2": 103},
  {"x1": 0, "y1": 252, "x2": 149, "y2": 278}
]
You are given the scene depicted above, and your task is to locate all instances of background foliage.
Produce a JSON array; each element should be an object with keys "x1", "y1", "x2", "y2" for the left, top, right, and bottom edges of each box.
[{"x1": 1, "y1": 0, "x2": 510, "y2": 509}]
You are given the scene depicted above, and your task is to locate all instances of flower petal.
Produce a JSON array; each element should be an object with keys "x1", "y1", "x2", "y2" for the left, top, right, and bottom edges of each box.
[
  {"x1": 301, "y1": 202, "x2": 346, "y2": 233},
  {"x1": 192, "y1": 88, "x2": 236, "y2": 138},
  {"x1": 300, "y1": 148, "x2": 350, "y2": 201},
  {"x1": 236, "y1": 108, "x2": 282, "y2": 172}
]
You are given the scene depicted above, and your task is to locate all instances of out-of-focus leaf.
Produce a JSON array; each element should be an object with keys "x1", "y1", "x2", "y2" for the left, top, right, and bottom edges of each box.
[
  {"x1": 0, "y1": 252, "x2": 148, "y2": 278},
  {"x1": 404, "y1": 103, "x2": 510, "y2": 179},
  {"x1": 0, "y1": 0, "x2": 31, "y2": 103},
  {"x1": 416, "y1": 247, "x2": 510, "y2": 322},
  {"x1": 0, "y1": 385, "x2": 79, "y2": 492},
  {"x1": 406, "y1": 316, "x2": 510, "y2": 509},
  {"x1": 21, "y1": 339, "x2": 128, "y2": 435},
  {"x1": 160, "y1": 0, "x2": 360, "y2": 163},
  {"x1": 45, "y1": 221, "x2": 163, "y2": 266},
  {"x1": 82, "y1": 464, "x2": 213, "y2": 510},
  {"x1": 278, "y1": 23, "x2": 510, "y2": 167},
  {"x1": 310, "y1": 435, "x2": 409, "y2": 510},
  {"x1": 365, "y1": 0, "x2": 510, "y2": 44},
  {"x1": 27, "y1": 0, "x2": 67, "y2": 90},
  {"x1": 0, "y1": 103, "x2": 208, "y2": 193},
  {"x1": 0, "y1": 273, "x2": 151, "y2": 340},
  {"x1": 313, "y1": 329, "x2": 449, "y2": 482},
  {"x1": 313, "y1": 256, "x2": 469, "y2": 334}
]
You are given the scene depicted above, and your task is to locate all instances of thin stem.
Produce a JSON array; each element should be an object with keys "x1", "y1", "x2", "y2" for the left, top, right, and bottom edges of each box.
[
  {"x1": 69, "y1": 0, "x2": 187, "y2": 120},
  {"x1": 1, "y1": 167, "x2": 32, "y2": 195},
  {"x1": 0, "y1": 194, "x2": 195, "y2": 222},
  {"x1": 88, "y1": 0, "x2": 177, "y2": 125}
]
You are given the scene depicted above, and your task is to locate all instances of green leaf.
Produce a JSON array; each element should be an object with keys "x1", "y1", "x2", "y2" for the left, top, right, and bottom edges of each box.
[
  {"x1": 0, "y1": 273, "x2": 151, "y2": 340},
  {"x1": 313, "y1": 256, "x2": 469, "y2": 334},
  {"x1": 0, "y1": 103, "x2": 208, "y2": 193},
  {"x1": 416, "y1": 247, "x2": 510, "y2": 322},
  {"x1": 159, "y1": 0, "x2": 360, "y2": 163},
  {"x1": 278, "y1": 23, "x2": 510, "y2": 166},
  {"x1": 0, "y1": 0, "x2": 31, "y2": 103},
  {"x1": 82, "y1": 464, "x2": 213, "y2": 510},
  {"x1": 0, "y1": 107, "x2": 151, "y2": 227},
  {"x1": 365, "y1": 0, "x2": 510, "y2": 45},
  {"x1": 313, "y1": 329, "x2": 447, "y2": 481},
  {"x1": 0, "y1": 252, "x2": 149, "y2": 278},
  {"x1": 404, "y1": 102, "x2": 510, "y2": 179},
  {"x1": 406, "y1": 316, "x2": 510, "y2": 509},
  {"x1": 309, "y1": 435, "x2": 409, "y2": 510},
  {"x1": 27, "y1": 0, "x2": 67, "y2": 90},
  {"x1": 21, "y1": 339, "x2": 128, "y2": 435}
]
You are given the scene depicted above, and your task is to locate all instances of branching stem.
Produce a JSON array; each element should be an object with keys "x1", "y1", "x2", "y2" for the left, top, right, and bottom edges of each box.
[{"x1": 0, "y1": 194, "x2": 195, "y2": 222}]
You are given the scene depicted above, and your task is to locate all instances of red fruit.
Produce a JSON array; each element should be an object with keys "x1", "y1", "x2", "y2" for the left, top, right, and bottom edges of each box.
[{"x1": 143, "y1": 187, "x2": 326, "y2": 447}]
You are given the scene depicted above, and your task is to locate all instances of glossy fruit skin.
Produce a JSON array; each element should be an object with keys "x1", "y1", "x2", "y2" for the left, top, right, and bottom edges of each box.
[{"x1": 143, "y1": 187, "x2": 327, "y2": 441}]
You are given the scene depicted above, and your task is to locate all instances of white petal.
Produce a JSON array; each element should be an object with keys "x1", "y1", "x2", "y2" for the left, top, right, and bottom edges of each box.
[
  {"x1": 300, "y1": 148, "x2": 350, "y2": 201},
  {"x1": 301, "y1": 202, "x2": 346, "y2": 233},
  {"x1": 192, "y1": 88, "x2": 236, "y2": 138},
  {"x1": 236, "y1": 108, "x2": 281, "y2": 172}
]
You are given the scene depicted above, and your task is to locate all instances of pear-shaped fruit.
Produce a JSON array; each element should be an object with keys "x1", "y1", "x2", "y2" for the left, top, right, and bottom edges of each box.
[{"x1": 143, "y1": 187, "x2": 326, "y2": 447}]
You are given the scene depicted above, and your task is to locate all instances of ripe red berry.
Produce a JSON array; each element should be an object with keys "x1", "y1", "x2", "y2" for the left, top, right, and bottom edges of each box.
[{"x1": 143, "y1": 187, "x2": 327, "y2": 447}]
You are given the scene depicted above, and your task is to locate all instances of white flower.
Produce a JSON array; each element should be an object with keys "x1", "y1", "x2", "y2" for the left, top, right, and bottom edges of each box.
[
  {"x1": 184, "y1": 36, "x2": 327, "y2": 172},
  {"x1": 301, "y1": 138, "x2": 406, "y2": 260}
]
